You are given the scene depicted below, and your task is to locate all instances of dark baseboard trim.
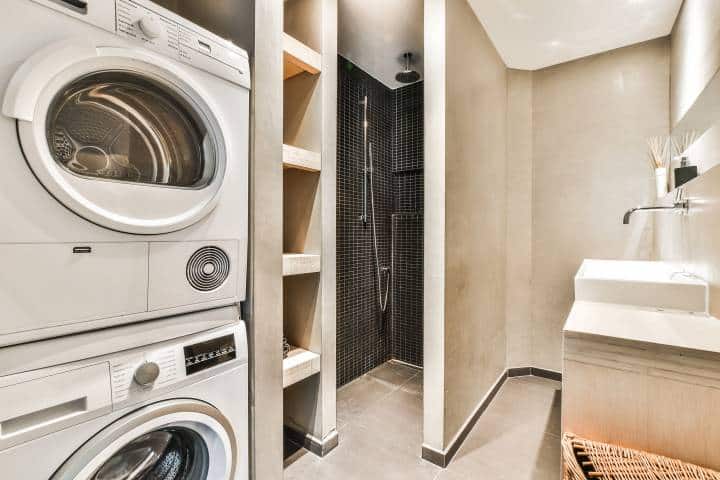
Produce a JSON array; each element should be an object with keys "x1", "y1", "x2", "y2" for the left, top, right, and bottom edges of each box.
[
  {"x1": 530, "y1": 366, "x2": 562, "y2": 382},
  {"x1": 285, "y1": 427, "x2": 339, "y2": 457},
  {"x1": 507, "y1": 366, "x2": 532, "y2": 377},
  {"x1": 422, "y1": 370, "x2": 508, "y2": 468},
  {"x1": 422, "y1": 365, "x2": 562, "y2": 468},
  {"x1": 509, "y1": 366, "x2": 562, "y2": 382},
  {"x1": 421, "y1": 445, "x2": 446, "y2": 468}
]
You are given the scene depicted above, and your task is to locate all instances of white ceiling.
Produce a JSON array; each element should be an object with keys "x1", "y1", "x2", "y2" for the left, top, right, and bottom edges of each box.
[
  {"x1": 339, "y1": 0, "x2": 424, "y2": 89},
  {"x1": 467, "y1": 0, "x2": 683, "y2": 70}
]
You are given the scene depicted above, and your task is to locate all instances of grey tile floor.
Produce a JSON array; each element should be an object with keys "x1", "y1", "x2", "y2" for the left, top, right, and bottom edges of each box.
[{"x1": 284, "y1": 361, "x2": 562, "y2": 479}]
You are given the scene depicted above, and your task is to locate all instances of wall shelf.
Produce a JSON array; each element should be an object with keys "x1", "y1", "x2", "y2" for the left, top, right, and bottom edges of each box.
[
  {"x1": 283, "y1": 144, "x2": 321, "y2": 172},
  {"x1": 283, "y1": 253, "x2": 321, "y2": 276},
  {"x1": 283, "y1": 33, "x2": 321, "y2": 80},
  {"x1": 283, "y1": 346, "x2": 321, "y2": 388}
]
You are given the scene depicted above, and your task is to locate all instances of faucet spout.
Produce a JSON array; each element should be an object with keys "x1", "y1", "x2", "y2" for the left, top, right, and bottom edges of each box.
[
  {"x1": 622, "y1": 201, "x2": 689, "y2": 224},
  {"x1": 622, "y1": 209, "x2": 636, "y2": 225}
]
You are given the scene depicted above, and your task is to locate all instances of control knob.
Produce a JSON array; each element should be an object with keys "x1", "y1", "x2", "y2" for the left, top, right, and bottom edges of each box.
[
  {"x1": 134, "y1": 361, "x2": 160, "y2": 387},
  {"x1": 137, "y1": 15, "x2": 162, "y2": 39}
]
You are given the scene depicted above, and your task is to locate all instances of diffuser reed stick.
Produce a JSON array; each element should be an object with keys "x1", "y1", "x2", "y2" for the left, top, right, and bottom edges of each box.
[
  {"x1": 671, "y1": 131, "x2": 698, "y2": 157},
  {"x1": 647, "y1": 136, "x2": 668, "y2": 169}
]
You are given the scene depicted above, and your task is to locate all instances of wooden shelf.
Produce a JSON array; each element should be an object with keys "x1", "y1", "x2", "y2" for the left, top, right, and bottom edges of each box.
[
  {"x1": 283, "y1": 33, "x2": 321, "y2": 80},
  {"x1": 283, "y1": 253, "x2": 320, "y2": 276},
  {"x1": 283, "y1": 346, "x2": 321, "y2": 388},
  {"x1": 283, "y1": 144, "x2": 321, "y2": 172}
]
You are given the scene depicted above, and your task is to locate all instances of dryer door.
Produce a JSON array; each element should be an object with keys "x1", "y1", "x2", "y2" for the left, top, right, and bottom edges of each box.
[
  {"x1": 2, "y1": 40, "x2": 227, "y2": 235},
  {"x1": 51, "y1": 399, "x2": 236, "y2": 480}
]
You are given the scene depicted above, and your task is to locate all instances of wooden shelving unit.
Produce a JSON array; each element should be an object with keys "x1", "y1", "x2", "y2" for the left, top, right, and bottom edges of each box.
[
  {"x1": 283, "y1": 346, "x2": 321, "y2": 388},
  {"x1": 283, "y1": 33, "x2": 322, "y2": 80},
  {"x1": 283, "y1": 253, "x2": 321, "y2": 276},
  {"x1": 283, "y1": 144, "x2": 321, "y2": 172},
  {"x1": 281, "y1": 0, "x2": 337, "y2": 458}
]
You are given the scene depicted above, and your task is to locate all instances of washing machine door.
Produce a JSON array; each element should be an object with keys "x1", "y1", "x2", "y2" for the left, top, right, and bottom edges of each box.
[
  {"x1": 52, "y1": 399, "x2": 236, "y2": 480},
  {"x1": 2, "y1": 40, "x2": 227, "y2": 235}
]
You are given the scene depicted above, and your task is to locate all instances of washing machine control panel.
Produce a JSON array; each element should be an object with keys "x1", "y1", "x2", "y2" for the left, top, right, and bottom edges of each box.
[
  {"x1": 110, "y1": 347, "x2": 178, "y2": 405},
  {"x1": 184, "y1": 334, "x2": 237, "y2": 375},
  {"x1": 109, "y1": 327, "x2": 243, "y2": 408}
]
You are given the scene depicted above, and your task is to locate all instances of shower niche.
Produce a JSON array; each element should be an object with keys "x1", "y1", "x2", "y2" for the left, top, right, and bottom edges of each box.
[{"x1": 282, "y1": 0, "x2": 338, "y2": 459}]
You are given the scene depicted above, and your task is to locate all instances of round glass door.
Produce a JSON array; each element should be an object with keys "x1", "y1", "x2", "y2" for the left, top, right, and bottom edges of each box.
[
  {"x1": 46, "y1": 71, "x2": 215, "y2": 189},
  {"x1": 51, "y1": 400, "x2": 235, "y2": 480},
  {"x1": 8, "y1": 44, "x2": 230, "y2": 234},
  {"x1": 90, "y1": 427, "x2": 209, "y2": 480}
]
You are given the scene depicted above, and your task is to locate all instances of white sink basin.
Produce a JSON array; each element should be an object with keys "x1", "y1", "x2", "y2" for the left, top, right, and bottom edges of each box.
[{"x1": 575, "y1": 259, "x2": 708, "y2": 313}]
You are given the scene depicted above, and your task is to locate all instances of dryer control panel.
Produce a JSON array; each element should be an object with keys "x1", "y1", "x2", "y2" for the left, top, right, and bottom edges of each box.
[{"x1": 28, "y1": 0, "x2": 250, "y2": 88}]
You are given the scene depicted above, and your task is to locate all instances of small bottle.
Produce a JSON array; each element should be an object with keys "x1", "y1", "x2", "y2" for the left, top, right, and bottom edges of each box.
[{"x1": 674, "y1": 156, "x2": 697, "y2": 188}]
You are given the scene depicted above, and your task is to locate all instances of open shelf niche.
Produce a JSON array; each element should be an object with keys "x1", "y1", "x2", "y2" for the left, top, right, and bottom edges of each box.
[
  {"x1": 283, "y1": 33, "x2": 321, "y2": 80},
  {"x1": 283, "y1": 346, "x2": 321, "y2": 388},
  {"x1": 281, "y1": 0, "x2": 337, "y2": 457},
  {"x1": 283, "y1": 144, "x2": 321, "y2": 172}
]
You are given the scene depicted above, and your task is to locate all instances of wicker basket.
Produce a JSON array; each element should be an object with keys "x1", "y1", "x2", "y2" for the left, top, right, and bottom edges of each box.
[{"x1": 562, "y1": 433, "x2": 720, "y2": 480}]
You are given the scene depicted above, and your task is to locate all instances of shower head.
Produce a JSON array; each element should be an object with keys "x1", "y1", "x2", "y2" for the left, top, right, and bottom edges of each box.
[{"x1": 396, "y1": 52, "x2": 421, "y2": 84}]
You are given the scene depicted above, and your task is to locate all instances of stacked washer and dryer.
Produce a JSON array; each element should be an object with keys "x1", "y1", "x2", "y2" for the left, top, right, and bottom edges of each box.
[{"x1": 0, "y1": 0, "x2": 250, "y2": 478}]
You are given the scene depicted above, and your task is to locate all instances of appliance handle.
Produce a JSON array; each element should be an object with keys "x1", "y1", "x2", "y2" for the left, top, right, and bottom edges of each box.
[
  {"x1": 0, "y1": 363, "x2": 111, "y2": 450},
  {"x1": 57, "y1": 0, "x2": 88, "y2": 14},
  {"x1": 0, "y1": 397, "x2": 88, "y2": 437}
]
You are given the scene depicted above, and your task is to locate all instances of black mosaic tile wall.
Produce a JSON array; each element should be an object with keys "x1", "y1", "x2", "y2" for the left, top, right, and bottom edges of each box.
[
  {"x1": 337, "y1": 57, "x2": 393, "y2": 386},
  {"x1": 393, "y1": 81, "x2": 424, "y2": 173},
  {"x1": 391, "y1": 213, "x2": 423, "y2": 366},
  {"x1": 391, "y1": 81, "x2": 424, "y2": 368},
  {"x1": 337, "y1": 56, "x2": 424, "y2": 386}
]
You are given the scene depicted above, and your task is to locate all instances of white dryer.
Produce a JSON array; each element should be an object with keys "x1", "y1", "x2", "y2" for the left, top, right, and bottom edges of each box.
[
  {"x1": 0, "y1": 307, "x2": 248, "y2": 480},
  {"x1": 0, "y1": 0, "x2": 251, "y2": 346}
]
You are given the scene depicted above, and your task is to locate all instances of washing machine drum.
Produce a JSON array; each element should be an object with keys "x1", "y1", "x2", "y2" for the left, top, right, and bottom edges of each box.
[{"x1": 91, "y1": 427, "x2": 208, "y2": 480}]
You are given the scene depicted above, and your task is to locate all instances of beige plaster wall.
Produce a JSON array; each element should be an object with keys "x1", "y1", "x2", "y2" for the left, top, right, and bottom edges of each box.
[
  {"x1": 669, "y1": 0, "x2": 720, "y2": 126},
  {"x1": 248, "y1": 1, "x2": 284, "y2": 479},
  {"x1": 422, "y1": 0, "x2": 447, "y2": 453},
  {"x1": 426, "y1": 0, "x2": 673, "y2": 456},
  {"x1": 442, "y1": 0, "x2": 508, "y2": 448},
  {"x1": 505, "y1": 69, "x2": 534, "y2": 368},
  {"x1": 530, "y1": 39, "x2": 669, "y2": 370},
  {"x1": 655, "y1": 0, "x2": 720, "y2": 318}
]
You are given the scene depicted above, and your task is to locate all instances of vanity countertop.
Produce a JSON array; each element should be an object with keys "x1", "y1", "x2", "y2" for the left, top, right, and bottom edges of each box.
[{"x1": 564, "y1": 301, "x2": 720, "y2": 355}]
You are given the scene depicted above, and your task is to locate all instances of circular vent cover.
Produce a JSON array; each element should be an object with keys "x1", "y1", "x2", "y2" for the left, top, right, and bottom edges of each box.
[{"x1": 186, "y1": 246, "x2": 230, "y2": 292}]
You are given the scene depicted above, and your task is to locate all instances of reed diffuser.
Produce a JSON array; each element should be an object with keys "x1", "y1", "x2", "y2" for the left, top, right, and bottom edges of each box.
[{"x1": 647, "y1": 136, "x2": 669, "y2": 198}]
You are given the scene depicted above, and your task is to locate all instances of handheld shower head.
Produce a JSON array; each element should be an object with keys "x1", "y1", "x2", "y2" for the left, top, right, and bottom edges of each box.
[{"x1": 396, "y1": 52, "x2": 421, "y2": 84}]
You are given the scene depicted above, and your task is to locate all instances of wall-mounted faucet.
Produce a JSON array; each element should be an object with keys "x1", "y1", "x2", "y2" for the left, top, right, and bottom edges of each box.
[{"x1": 623, "y1": 188, "x2": 689, "y2": 224}]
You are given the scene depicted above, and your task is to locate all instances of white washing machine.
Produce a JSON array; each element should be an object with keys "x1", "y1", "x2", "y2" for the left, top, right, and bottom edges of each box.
[
  {"x1": 0, "y1": 0, "x2": 250, "y2": 346},
  {"x1": 0, "y1": 307, "x2": 248, "y2": 480}
]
